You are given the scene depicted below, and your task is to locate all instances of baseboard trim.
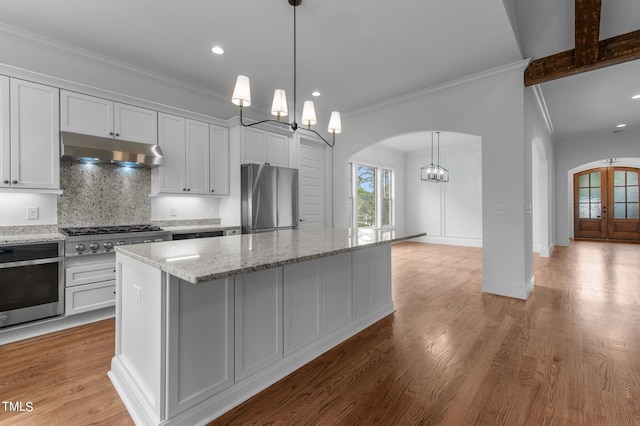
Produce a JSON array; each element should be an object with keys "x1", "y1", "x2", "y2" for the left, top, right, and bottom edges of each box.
[{"x1": 481, "y1": 275, "x2": 535, "y2": 300}]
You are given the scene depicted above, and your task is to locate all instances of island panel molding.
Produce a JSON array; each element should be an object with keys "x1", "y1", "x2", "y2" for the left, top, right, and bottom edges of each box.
[{"x1": 109, "y1": 227, "x2": 424, "y2": 425}]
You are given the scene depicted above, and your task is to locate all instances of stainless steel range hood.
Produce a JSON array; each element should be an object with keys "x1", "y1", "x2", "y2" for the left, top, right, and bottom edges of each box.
[{"x1": 60, "y1": 131, "x2": 164, "y2": 168}]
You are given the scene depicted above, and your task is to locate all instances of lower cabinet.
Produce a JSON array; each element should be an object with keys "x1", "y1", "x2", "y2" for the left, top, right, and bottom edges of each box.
[
  {"x1": 352, "y1": 244, "x2": 392, "y2": 319},
  {"x1": 166, "y1": 276, "x2": 234, "y2": 417},
  {"x1": 235, "y1": 268, "x2": 283, "y2": 381},
  {"x1": 65, "y1": 260, "x2": 116, "y2": 315}
]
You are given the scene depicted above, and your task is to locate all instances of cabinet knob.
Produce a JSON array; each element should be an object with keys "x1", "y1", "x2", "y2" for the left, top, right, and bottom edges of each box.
[
  {"x1": 187, "y1": 188, "x2": 191, "y2": 192},
  {"x1": 183, "y1": 188, "x2": 186, "y2": 191},
  {"x1": 12, "y1": 180, "x2": 18, "y2": 184},
  {"x1": 115, "y1": 133, "x2": 120, "y2": 137},
  {"x1": 211, "y1": 189, "x2": 215, "y2": 193},
  {"x1": 2, "y1": 180, "x2": 8, "y2": 184},
  {"x1": 109, "y1": 132, "x2": 114, "y2": 136}
]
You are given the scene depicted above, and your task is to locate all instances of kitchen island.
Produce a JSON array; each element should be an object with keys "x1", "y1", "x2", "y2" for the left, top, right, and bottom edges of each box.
[{"x1": 109, "y1": 228, "x2": 424, "y2": 425}]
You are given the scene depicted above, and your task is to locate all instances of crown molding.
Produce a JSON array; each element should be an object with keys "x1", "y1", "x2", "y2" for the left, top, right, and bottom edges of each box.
[
  {"x1": 0, "y1": 23, "x2": 229, "y2": 105},
  {"x1": 531, "y1": 84, "x2": 555, "y2": 137},
  {"x1": 345, "y1": 59, "x2": 532, "y2": 118}
]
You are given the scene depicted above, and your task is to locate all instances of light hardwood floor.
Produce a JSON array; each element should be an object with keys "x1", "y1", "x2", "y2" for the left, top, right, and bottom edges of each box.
[{"x1": 1, "y1": 240, "x2": 640, "y2": 425}]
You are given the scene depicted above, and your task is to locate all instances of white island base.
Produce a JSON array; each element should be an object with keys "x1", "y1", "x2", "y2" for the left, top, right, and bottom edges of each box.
[{"x1": 109, "y1": 241, "x2": 397, "y2": 425}]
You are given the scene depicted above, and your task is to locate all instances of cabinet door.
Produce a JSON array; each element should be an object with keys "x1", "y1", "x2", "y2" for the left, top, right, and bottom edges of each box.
[
  {"x1": 60, "y1": 90, "x2": 113, "y2": 138},
  {"x1": 157, "y1": 113, "x2": 186, "y2": 193},
  {"x1": 185, "y1": 119, "x2": 210, "y2": 194},
  {"x1": 322, "y1": 252, "x2": 352, "y2": 334},
  {"x1": 210, "y1": 124, "x2": 229, "y2": 195},
  {"x1": 0, "y1": 76, "x2": 9, "y2": 188},
  {"x1": 283, "y1": 260, "x2": 322, "y2": 356},
  {"x1": 266, "y1": 132, "x2": 289, "y2": 167},
  {"x1": 10, "y1": 79, "x2": 59, "y2": 190},
  {"x1": 114, "y1": 102, "x2": 158, "y2": 144},
  {"x1": 242, "y1": 127, "x2": 267, "y2": 165},
  {"x1": 235, "y1": 267, "x2": 283, "y2": 382},
  {"x1": 352, "y1": 245, "x2": 392, "y2": 319},
  {"x1": 166, "y1": 276, "x2": 234, "y2": 417},
  {"x1": 65, "y1": 281, "x2": 116, "y2": 316}
]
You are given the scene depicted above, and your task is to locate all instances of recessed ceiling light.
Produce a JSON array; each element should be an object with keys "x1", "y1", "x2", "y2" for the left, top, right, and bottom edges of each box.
[
  {"x1": 616, "y1": 124, "x2": 627, "y2": 128},
  {"x1": 633, "y1": 94, "x2": 640, "y2": 99},
  {"x1": 211, "y1": 46, "x2": 224, "y2": 55},
  {"x1": 312, "y1": 91, "x2": 321, "y2": 97}
]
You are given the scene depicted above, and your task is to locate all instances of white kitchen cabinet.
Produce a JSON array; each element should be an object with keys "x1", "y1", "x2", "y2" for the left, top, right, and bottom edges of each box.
[
  {"x1": 352, "y1": 244, "x2": 392, "y2": 319},
  {"x1": 235, "y1": 267, "x2": 283, "y2": 382},
  {"x1": 166, "y1": 276, "x2": 234, "y2": 417},
  {"x1": 185, "y1": 119, "x2": 210, "y2": 194},
  {"x1": 60, "y1": 90, "x2": 157, "y2": 144},
  {"x1": 241, "y1": 127, "x2": 289, "y2": 167},
  {"x1": 283, "y1": 260, "x2": 322, "y2": 356},
  {"x1": 65, "y1": 259, "x2": 116, "y2": 316},
  {"x1": 6, "y1": 79, "x2": 59, "y2": 190},
  {"x1": 0, "y1": 76, "x2": 9, "y2": 189},
  {"x1": 321, "y1": 252, "x2": 353, "y2": 334},
  {"x1": 154, "y1": 114, "x2": 210, "y2": 194},
  {"x1": 209, "y1": 124, "x2": 229, "y2": 195},
  {"x1": 65, "y1": 281, "x2": 116, "y2": 315}
]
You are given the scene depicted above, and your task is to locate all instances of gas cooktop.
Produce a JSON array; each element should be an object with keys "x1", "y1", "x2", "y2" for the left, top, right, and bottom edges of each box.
[{"x1": 61, "y1": 224, "x2": 163, "y2": 237}]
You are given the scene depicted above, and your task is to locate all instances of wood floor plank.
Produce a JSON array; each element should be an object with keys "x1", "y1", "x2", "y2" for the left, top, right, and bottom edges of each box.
[{"x1": 2, "y1": 240, "x2": 640, "y2": 425}]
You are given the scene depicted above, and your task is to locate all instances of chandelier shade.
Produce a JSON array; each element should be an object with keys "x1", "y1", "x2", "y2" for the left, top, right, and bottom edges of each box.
[
  {"x1": 420, "y1": 131, "x2": 449, "y2": 183},
  {"x1": 230, "y1": 0, "x2": 341, "y2": 147},
  {"x1": 231, "y1": 75, "x2": 251, "y2": 107},
  {"x1": 271, "y1": 89, "x2": 289, "y2": 118}
]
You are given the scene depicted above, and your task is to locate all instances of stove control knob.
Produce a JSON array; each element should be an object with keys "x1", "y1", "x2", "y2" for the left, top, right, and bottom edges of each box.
[
  {"x1": 117, "y1": 241, "x2": 126, "y2": 246},
  {"x1": 144, "y1": 239, "x2": 152, "y2": 243},
  {"x1": 75, "y1": 243, "x2": 86, "y2": 252},
  {"x1": 104, "y1": 242, "x2": 114, "y2": 250},
  {"x1": 90, "y1": 243, "x2": 100, "y2": 251},
  {"x1": 154, "y1": 238, "x2": 164, "y2": 242}
]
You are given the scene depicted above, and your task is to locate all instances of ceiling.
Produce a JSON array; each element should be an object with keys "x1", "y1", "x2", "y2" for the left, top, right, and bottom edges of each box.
[{"x1": 0, "y1": 0, "x2": 639, "y2": 150}]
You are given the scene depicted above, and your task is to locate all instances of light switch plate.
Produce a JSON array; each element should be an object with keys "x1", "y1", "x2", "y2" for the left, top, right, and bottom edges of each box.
[
  {"x1": 26, "y1": 206, "x2": 39, "y2": 220},
  {"x1": 170, "y1": 206, "x2": 177, "y2": 217},
  {"x1": 492, "y1": 204, "x2": 509, "y2": 215},
  {"x1": 133, "y1": 285, "x2": 142, "y2": 303}
]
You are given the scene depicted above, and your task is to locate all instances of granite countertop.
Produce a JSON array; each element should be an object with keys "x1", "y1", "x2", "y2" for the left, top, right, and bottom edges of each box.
[
  {"x1": 116, "y1": 227, "x2": 425, "y2": 284},
  {"x1": 162, "y1": 224, "x2": 241, "y2": 234},
  {"x1": 0, "y1": 233, "x2": 65, "y2": 245}
]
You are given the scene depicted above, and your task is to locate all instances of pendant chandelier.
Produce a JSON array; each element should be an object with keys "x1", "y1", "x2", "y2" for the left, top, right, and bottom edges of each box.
[
  {"x1": 231, "y1": 0, "x2": 341, "y2": 147},
  {"x1": 421, "y1": 131, "x2": 449, "y2": 182}
]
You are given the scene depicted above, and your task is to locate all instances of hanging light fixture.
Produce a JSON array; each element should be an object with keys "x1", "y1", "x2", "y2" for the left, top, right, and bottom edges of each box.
[
  {"x1": 231, "y1": 0, "x2": 341, "y2": 147},
  {"x1": 421, "y1": 131, "x2": 449, "y2": 182}
]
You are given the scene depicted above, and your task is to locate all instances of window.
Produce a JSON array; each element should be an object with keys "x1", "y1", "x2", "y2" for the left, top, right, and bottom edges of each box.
[{"x1": 348, "y1": 162, "x2": 394, "y2": 229}]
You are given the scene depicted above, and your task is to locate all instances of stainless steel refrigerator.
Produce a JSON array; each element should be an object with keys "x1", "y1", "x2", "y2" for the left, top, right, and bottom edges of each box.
[{"x1": 241, "y1": 164, "x2": 299, "y2": 233}]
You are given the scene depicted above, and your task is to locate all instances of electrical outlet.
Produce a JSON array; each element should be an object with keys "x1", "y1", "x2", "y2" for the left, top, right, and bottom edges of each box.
[
  {"x1": 133, "y1": 285, "x2": 142, "y2": 303},
  {"x1": 492, "y1": 204, "x2": 509, "y2": 215},
  {"x1": 26, "y1": 206, "x2": 39, "y2": 220},
  {"x1": 170, "y1": 206, "x2": 177, "y2": 217}
]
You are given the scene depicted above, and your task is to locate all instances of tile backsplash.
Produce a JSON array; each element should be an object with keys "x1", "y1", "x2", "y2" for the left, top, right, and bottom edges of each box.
[{"x1": 58, "y1": 160, "x2": 151, "y2": 227}]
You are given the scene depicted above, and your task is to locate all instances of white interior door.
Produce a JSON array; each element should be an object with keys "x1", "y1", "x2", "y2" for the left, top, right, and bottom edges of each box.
[{"x1": 298, "y1": 140, "x2": 325, "y2": 228}]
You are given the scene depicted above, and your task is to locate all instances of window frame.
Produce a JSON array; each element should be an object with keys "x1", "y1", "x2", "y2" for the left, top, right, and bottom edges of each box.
[{"x1": 348, "y1": 161, "x2": 395, "y2": 230}]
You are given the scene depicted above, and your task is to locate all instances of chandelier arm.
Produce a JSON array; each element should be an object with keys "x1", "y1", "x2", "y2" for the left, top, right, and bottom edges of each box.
[
  {"x1": 239, "y1": 107, "x2": 295, "y2": 131},
  {"x1": 299, "y1": 127, "x2": 335, "y2": 148}
]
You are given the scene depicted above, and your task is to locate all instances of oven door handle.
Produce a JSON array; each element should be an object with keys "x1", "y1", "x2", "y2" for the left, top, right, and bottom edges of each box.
[{"x1": 0, "y1": 256, "x2": 64, "y2": 269}]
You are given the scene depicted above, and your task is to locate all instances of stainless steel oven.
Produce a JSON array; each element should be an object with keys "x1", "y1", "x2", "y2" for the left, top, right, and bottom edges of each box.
[{"x1": 0, "y1": 241, "x2": 64, "y2": 328}]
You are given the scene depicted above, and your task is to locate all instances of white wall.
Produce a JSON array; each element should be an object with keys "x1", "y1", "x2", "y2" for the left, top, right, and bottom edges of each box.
[
  {"x1": 333, "y1": 60, "x2": 535, "y2": 299},
  {"x1": 348, "y1": 144, "x2": 406, "y2": 232},
  {"x1": 406, "y1": 141, "x2": 482, "y2": 247},
  {"x1": 555, "y1": 129, "x2": 640, "y2": 245},
  {"x1": 0, "y1": 193, "x2": 57, "y2": 225}
]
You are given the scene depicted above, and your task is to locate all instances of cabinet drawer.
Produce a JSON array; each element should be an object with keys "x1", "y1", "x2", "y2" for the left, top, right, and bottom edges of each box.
[
  {"x1": 66, "y1": 261, "x2": 116, "y2": 287},
  {"x1": 65, "y1": 280, "x2": 116, "y2": 316}
]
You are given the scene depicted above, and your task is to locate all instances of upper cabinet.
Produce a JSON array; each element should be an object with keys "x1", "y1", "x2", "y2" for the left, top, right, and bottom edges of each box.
[
  {"x1": 60, "y1": 90, "x2": 157, "y2": 144},
  {"x1": 153, "y1": 115, "x2": 230, "y2": 196},
  {"x1": 1, "y1": 78, "x2": 59, "y2": 190},
  {"x1": 210, "y1": 124, "x2": 230, "y2": 195},
  {"x1": 241, "y1": 127, "x2": 289, "y2": 168}
]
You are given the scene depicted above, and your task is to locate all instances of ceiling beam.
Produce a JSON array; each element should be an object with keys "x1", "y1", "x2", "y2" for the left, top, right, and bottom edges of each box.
[
  {"x1": 524, "y1": 29, "x2": 640, "y2": 86},
  {"x1": 574, "y1": 0, "x2": 601, "y2": 67}
]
